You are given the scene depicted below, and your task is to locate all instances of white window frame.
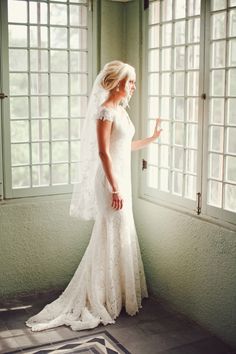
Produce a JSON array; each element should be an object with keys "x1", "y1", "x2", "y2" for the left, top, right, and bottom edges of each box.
[
  {"x1": 0, "y1": 0, "x2": 99, "y2": 200},
  {"x1": 140, "y1": 0, "x2": 236, "y2": 227}
]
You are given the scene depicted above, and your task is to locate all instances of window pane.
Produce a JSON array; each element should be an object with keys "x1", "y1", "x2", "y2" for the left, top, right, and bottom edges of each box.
[
  {"x1": 226, "y1": 128, "x2": 236, "y2": 154},
  {"x1": 10, "y1": 73, "x2": 28, "y2": 95},
  {"x1": 70, "y1": 51, "x2": 87, "y2": 72},
  {"x1": 187, "y1": 45, "x2": 199, "y2": 70},
  {"x1": 211, "y1": 41, "x2": 226, "y2": 68},
  {"x1": 30, "y1": 50, "x2": 48, "y2": 72},
  {"x1": 10, "y1": 97, "x2": 29, "y2": 119},
  {"x1": 161, "y1": 73, "x2": 171, "y2": 95},
  {"x1": 224, "y1": 184, "x2": 236, "y2": 212},
  {"x1": 70, "y1": 74, "x2": 87, "y2": 94},
  {"x1": 51, "y1": 97, "x2": 68, "y2": 117},
  {"x1": 229, "y1": 9, "x2": 236, "y2": 37},
  {"x1": 149, "y1": 25, "x2": 159, "y2": 48},
  {"x1": 70, "y1": 28, "x2": 87, "y2": 50},
  {"x1": 8, "y1": 0, "x2": 27, "y2": 23},
  {"x1": 174, "y1": 46, "x2": 185, "y2": 70},
  {"x1": 147, "y1": 166, "x2": 158, "y2": 189},
  {"x1": 162, "y1": 0, "x2": 172, "y2": 22},
  {"x1": 29, "y1": 2, "x2": 48, "y2": 25},
  {"x1": 186, "y1": 150, "x2": 197, "y2": 174},
  {"x1": 12, "y1": 166, "x2": 30, "y2": 188},
  {"x1": 71, "y1": 119, "x2": 83, "y2": 140},
  {"x1": 70, "y1": 96, "x2": 87, "y2": 117},
  {"x1": 50, "y1": 4, "x2": 67, "y2": 25},
  {"x1": 208, "y1": 180, "x2": 222, "y2": 207},
  {"x1": 188, "y1": 0, "x2": 200, "y2": 16},
  {"x1": 51, "y1": 119, "x2": 68, "y2": 140},
  {"x1": 210, "y1": 70, "x2": 225, "y2": 96},
  {"x1": 160, "y1": 145, "x2": 169, "y2": 167},
  {"x1": 149, "y1": 1, "x2": 160, "y2": 24},
  {"x1": 172, "y1": 171, "x2": 183, "y2": 195},
  {"x1": 160, "y1": 122, "x2": 170, "y2": 144},
  {"x1": 50, "y1": 27, "x2": 67, "y2": 48},
  {"x1": 51, "y1": 74, "x2": 68, "y2": 95},
  {"x1": 173, "y1": 147, "x2": 184, "y2": 170},
  {"x1": 9, "y1": 49, "x2": 28, "y2": 71},
  {"x1": 32, "y1": 165, "x2": 50, "y2": 187},
  {"x1": 52, "y1": 164, "x2": 68, "y2": 185},
  {"x1": 186, "y1": 124, "x2": 198, "y2": 149},
  {"x1": 209, "y1": 126, "x2": 224, "y2": 152},
  {"x1": 210, "y1": 98, "x2": 225, "y2": 125},
  {"x1": 185, "y1": 175, "x2": 196, "y2": 200},
  {"x1": 70, "y1": 5, "x2": 87, "y2": 26},
  {"x1": 209, "y1": 153, "x2": 223, "y2": 180},
  {"x1": 187, "y1": 98, "x2": 199, "y2": 122},
  {"x1": 161, "y1": 97, "x2": 171, "y2": 119},
  {"x1": 211, "y1": 12, "x2": 226, "y2": 40},
  {"x1": 11, "y1": 143, "x2": 29, "y2": 166},
  {"x1": 225, "y1": 156, "x2": 236, "y2": 183},
  {"x1": 31, "y1": 120, "x2": 49, "y2": 141},
  {"x1": 228, "y1": 69, "x2": 236, "y2": 96},
  {"x1": 173, "y1": 123, "x2": 184, "y2": 146},
  {"x1": 187, "y1": 71, "x2": 199, "y2": 96},
  {"x1": 162, "y1": 24, "x2": 172, "y2": 47},
  {"x1": 160, "y1": 169, "x2": 169, "y2": 192},
  {"x1": 148, "y1": 143, "x2": 158, "y2": 165},
  {"x1": 174, "y1": 72, "x2": 184, "y2": 96},
  {"x1": 227, "y1": 99, "x2": 236, "y2": 125},
  {"x1": 149, "y1": 49, "x2": 159, "y2": 72},
  {"x1": 31, "y1": 143, "x2": 50, "y2": 164},
  {"x1": 161, "y1": 48, "x2": 171, "y2": 71},
  {"x1": 11, "y1": 121, "x2": 29, "y2": 142},
  {"x1": 175, "y1": 0, "x2": 186, "y2": 19},
  {"x1": 51, "y1": 51, "x2": 68, "y2": 72},
  {"x1": 174, "y1": 98, "x2": 184, "y2": 121},
  {"x1": 175, "y1": 21, "x2": 185, "y2": 45},
  {"x1": 188, "y1": 18, "x2": 200, "y2": 43},
  {"x1": 211, "y1": 0, "x2": 227, "y2": 11},
  {"x1": 71, "y1": 141, "x2": 81, "y2": 161},
  {"x1": 52, "y1": 142, "x2": 68, "y2": 163},
  {"x1": 30, "y1": 26, "x2": 48, "y2": 48},
  {"x1": 31, "y1": 74, "x2": 48, "y2": 95},
  {"x1": 228, "y1": 39, "x2": 236, "y2": 67},
  {"x1": 31, "y1": 97, "x2": 49, "y2": 118},
  {"x1": 9, "y1": 25, "x2": 27, "y2": 47}
]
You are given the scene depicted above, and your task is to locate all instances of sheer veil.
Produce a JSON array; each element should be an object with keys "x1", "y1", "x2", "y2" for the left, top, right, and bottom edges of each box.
[{"x1": 69, "y1": 70, "x2": 109, "y2": 220}]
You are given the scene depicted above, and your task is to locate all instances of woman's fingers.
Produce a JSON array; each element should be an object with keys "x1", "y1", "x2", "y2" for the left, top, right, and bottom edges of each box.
[{"x1": 111, "y1": 194, "x2": 123, "y2": 210}]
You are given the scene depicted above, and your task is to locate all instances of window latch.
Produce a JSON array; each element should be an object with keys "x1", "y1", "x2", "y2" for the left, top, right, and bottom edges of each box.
[
  {"x1": 142, "y1": 159, "x2": 147, "y2": 170},
  {"x1": 196, "y1": 192, "x2": 202, "y2": 215},
  {"x1": 201, "y1": 93, "x2": 206, "y2": 100},
  {"x1": 0, "y1": 93, "x2": 8, "y2": 99}
]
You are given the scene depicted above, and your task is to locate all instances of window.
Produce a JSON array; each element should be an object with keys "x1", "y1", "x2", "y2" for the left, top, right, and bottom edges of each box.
[
  {"x1": 0, "y1": 0, "x2": 95, "y2": 199},
  {"x1": 142, "y1": 0, "x2": 236, "y2": 225}
]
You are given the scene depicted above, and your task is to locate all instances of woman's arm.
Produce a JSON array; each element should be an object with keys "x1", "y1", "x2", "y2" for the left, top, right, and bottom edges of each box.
[
  {"x1": 132, "y1": 118, "x2": 162, "y2": 151},
  {"x1": 96, "y1": 119, "x2": 123, "y2": 210}
]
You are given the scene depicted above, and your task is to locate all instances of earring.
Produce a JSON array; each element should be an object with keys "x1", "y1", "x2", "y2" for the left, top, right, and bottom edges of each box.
[{"x1": 116, "y1": 84, "x2": 120, "y2": 92}]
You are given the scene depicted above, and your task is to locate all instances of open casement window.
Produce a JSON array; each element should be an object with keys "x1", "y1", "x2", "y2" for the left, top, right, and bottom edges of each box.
[
  {"x1": 0, "y1": 0, "x2": 95, "y2": 199},
  {"x1": 141, "y1": 0, "x2": 236, "y2": 226}
]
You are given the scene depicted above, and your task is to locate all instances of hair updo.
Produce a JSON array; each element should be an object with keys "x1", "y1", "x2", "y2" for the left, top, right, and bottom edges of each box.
[{"x1": 100, "y1": 60, "x2": 135, "y2": 91}]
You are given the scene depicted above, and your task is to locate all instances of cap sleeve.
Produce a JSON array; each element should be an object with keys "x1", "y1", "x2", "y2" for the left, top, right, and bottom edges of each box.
[{"x1": 96, "y1": 107, "x2": 115, "y2": 122}]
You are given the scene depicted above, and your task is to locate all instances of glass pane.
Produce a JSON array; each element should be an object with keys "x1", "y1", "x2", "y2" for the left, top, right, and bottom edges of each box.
[
  {"x1": 50, "y1": 4, "x2": 67, "y2": 25},
  {"x1": 9, "y1": 25, "x2": 27, "y2": 47},
  {"x1": 147, "y1": 166, "x2": 158, "y2": 189},
  {"x1": 174, "y1": 46, "x2": 185, "y2": 70},
  {"x1": 10, "y1": 73, "x2": 28, "y2": 95},
  {"x1": 11, "y1": 143, "x2": 29, "y2": 166},
  {"x1": 70, "y1": 96, "x2": 87, "y2": 117},
  {"x1": 51, "y1": 27, "x2": 67, "y2": 48},
  {"x1": 32, "y1": 165, "x2": 50, "y2": 187},
  {"x1": 71, "y1": 74, "x2": 87, "y2": 94},
  {"x1": 31, "y1": 120, "x2": 49, "y2": 141},
  {"x1": 175, "y1": 0, "x2": 186, "y2": 19},
  {"x1": 31, "y1": 74, "x2": 48, "y2": 95},
  {"x1": 224, "y1": 184, "x2": 236, "y2": 212},
  {"x1": 51, "y1": 51, "x2": 68, "y2": 72},
  {"x1": 174, "y1": 72, "x2": 184, "y2": 96},
  {"x1": 228, "y1": 39, "x2": 236, "y2": 67},
  {"x1": 29, "y1": 2, "x2": 48, "y2": 25},
  {"x1": 210, "y1": 70, "x2": 225, "y2": 96},
  {"x1": 211, "y1": 0, "x2": 227, "y2": 11},
  {"x1": 175, "y1": 21, "x2": 185, "y2": 45},
  {"x1": 188, "y1": 0, "x2": 201, "y2": 16},
  {"x1": 8, "y1": 0, "x2": 27, "y2": 23},
  {"x1": 11, "y1": 121, "x2": 29, "y2": 142},
  {"x1": 210, "y1": 98, "x2": 225, "y2": 124},
  {"x1": 71, "y1": 162, "x2": 80, "y2": 184},
  {"x1": 228, "y1": 69, "x2": 236, "y2": 96},
  {"x1": 52, "y1": 142, "x2": 68, "y2": 162},
  {"x1": 174, "y1": 98, "x2": 184, "y2": 121},
  {"x1": 149, "y1": 25, "x2": 160, "y2": 48},
  {"x1": 173, "y1": 147, "x2": 184, "y2": 170},
  {"x1": 209, "y1": 126, "x2": 224, "y2": 152},
  {"x1": 208, "y1": 180, "x2": 222, "y2": 207},
  {"x1": 30, "y1": 50, "x2": 48, "y2": 72},
  {"x1": 51, "y1": 74, "x2": 68, "y2": 95},
  {"x1": 161, "y1": 73, "x2": 171, "y2": 95},
  {"x1": 186, "y1": 124, "x2": 198, "y2": 148},
  {"x1": 9, "y1": 49, "x2": 28, "y2": 71},
  {"x1": 185, "y1": 175, "x2": 196, "y2": 200},
  {"x1": 52, "y1": 164, "x2": 68, "y2": 185},
  {"x1": 186, "y1": 150, "x2": 197, "y2": 174},
  {"x1": 188, "y1": 18, "x2": 200, "y2": 43},
  {"x1": 149, "y1": 1, "x2": 160, "y2": 24},
  {"x1": 209, "y1": 153, "x2": 223, "y2": 180},
  {"x1": 149, "y1": 73, "x2": 159, "y2": 95},
  {"x1": 162, "y1": 0, "x2": 172, "y2": 22},
  {"x1": 161, "y1": 97, "x2": 170, "y2": 119},
  {"x1": 70, "y1": 28, "x2": 87, "y2": 50},
  {"x1": 211, "y1": 41, "x2": 226, "y2": 68},
  {"x1": 51, "y1": 97, "x2": 68, "y2": 117},
  {"x1": 227, "y1": 99, "x2": 236, "y2": 125},
  {"x1": 162, "y1": 24, "x2": 172, "y2": 47},
  {"x1": 229, "y1": 9, "x2": 236, "y2": 37},
  {"x1": 211, "y1": 12, "x2": 226, "y2": 40},
  {"x1": 148, "y1": 143, "x2": 158, "y2": 165},
  {"x1": 12, "y1": 166, "x2": 30, "y2": 188},
  {"x1": 160, "y1": 169, "x2": 169, "y2": 192},
  {"x1": 70, "y1": 51, "x2": 87, "y2": 72},
  {"x1": 30, "y1": 26, "x2": 48, "y2": 48},
  {"x1": 31, "y1": 97, "x2": 49, "y2": 118},
  {"x1": 172, "y1": 171, "x2": 183, "y2": 195},
  {"x1": 10, "y1": 97, "x2": 28, "y2": 119},
  {"x1": 162, "y1": 48, "x2": 171, "y2": 71},
  {"x1": 230, "y1": 0, "x2": 236, "y2": 5},
  {"x1": 147, "y1": 119, "x2": 157, "y2": 137},
  {"x1": 71, "y1": 119, "x2": 82, "y2": 139},
  {"x1": 149, "y1": 49, "x2": 159, "y2": 72},
  {"x1": 71, "y1": 140, "x2": 81, "y2": 161},
  {"x1": 187, "y1": 71, "x2": 199, "y2": 96},
  {"x1": 225, "y1": 156, "x2": 236, "y2": 183},
  {"x1": 187, "y1": 98, "x2": 199, "y2": 122},
  {"x1": 160, "y1": 122, "x2": 170, "y2": 144},
  {"x1": 226, "y1": 128, "x2": 236, "y2": 154},
  {"x1": 52, "y1": 119, "x2": 68, "y2": 140},
  {"x1": 173, "y1": 122, "x2": 184, "y2": 146},
  {"x1": 160, "y1": 145, "x2": 169, "y2": 167},
  {"x1": 70, "y1": 5, "x2": 87, "y2": 26},
  {"x1": 31, "y1": 143, "x2": 50, "y2": 163},
  {"x1": 187, "y1": 45, "x2": 199, "y2": 70}
]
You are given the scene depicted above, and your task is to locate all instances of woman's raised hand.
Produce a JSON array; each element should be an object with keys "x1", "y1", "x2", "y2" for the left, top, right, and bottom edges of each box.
[{"x1": 152, "y1": 118, "x2": 163, "y2": 140}]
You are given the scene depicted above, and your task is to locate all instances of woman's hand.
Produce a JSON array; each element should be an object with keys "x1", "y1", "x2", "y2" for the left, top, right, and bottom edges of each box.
[
  {"x1": 152, "y1": 118, "x2": 163, "y2": 140},
  {"x1": 111, "y1": 192, "x2": 123, "y2": 210}
]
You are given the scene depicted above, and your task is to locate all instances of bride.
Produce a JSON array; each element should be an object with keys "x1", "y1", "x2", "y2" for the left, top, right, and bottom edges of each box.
[{"x1": 25, "y1": 60, "x2": 162, "y2": 332}]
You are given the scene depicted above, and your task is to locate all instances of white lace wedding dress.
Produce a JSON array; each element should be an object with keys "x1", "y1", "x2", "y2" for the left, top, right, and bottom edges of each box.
[{"x1": 25, "y1": 105, "x2": 148, "y2": 332}]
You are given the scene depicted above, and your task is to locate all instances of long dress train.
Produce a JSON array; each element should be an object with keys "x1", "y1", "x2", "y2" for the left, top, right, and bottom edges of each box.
[{"x1": 25, "y1": 105, "x2": 148, "y2": 332}]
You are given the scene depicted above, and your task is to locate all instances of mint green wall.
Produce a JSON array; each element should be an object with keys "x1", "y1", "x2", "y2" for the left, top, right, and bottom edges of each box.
[{"x1": 125, "y1": 0, "x2": 236, "y2": 349}]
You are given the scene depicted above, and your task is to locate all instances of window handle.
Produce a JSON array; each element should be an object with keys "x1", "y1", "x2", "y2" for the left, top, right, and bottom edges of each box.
[{"x1": 0, "y1": 93, "x2": 8, "y2": 99}]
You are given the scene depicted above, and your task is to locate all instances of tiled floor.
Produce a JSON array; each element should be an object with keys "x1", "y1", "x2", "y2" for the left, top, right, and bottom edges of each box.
[{"x1": 0, "y1": 291, "x2": 235, "y2": 354}]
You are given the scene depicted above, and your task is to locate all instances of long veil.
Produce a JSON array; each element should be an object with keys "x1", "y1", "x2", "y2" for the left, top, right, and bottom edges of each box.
[{"x1": 69, "y1": 71, "x2": 109, "y2": 220}]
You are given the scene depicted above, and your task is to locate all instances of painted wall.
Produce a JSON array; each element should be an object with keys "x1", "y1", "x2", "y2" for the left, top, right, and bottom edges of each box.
[{"x1": 125, "y1": 0, "x2": 236, "y2": 349}]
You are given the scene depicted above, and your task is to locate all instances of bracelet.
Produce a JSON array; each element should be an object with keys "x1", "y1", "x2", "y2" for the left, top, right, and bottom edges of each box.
[{"x1": 111, "y1": 191, "x2": 120, "y2": 194}]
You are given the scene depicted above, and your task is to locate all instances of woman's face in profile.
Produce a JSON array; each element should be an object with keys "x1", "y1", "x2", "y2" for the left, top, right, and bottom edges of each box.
[{"x1": 119, "y1": 76, "x2": 136, "y2": 98}]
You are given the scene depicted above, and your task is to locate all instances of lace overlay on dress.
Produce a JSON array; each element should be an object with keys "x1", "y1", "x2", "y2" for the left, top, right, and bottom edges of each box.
[{"x1": 25, "y1": 105, "x2": 148, "y2": 332}]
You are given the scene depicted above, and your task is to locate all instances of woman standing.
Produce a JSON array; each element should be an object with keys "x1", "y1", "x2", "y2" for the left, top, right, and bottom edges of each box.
[{"x1": 25, "y1": 61, "x2": 162, "y2": 332}]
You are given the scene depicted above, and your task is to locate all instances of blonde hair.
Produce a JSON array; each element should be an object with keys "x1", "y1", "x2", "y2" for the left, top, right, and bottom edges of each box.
[{"x1": 101, "y1": 60, "x2": 135, "y2": 91}]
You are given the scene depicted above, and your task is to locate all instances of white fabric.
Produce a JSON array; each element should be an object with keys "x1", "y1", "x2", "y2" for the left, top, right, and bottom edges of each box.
[{"x1": 25, "y1": 105, "x2": 148, "y2": 332}]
